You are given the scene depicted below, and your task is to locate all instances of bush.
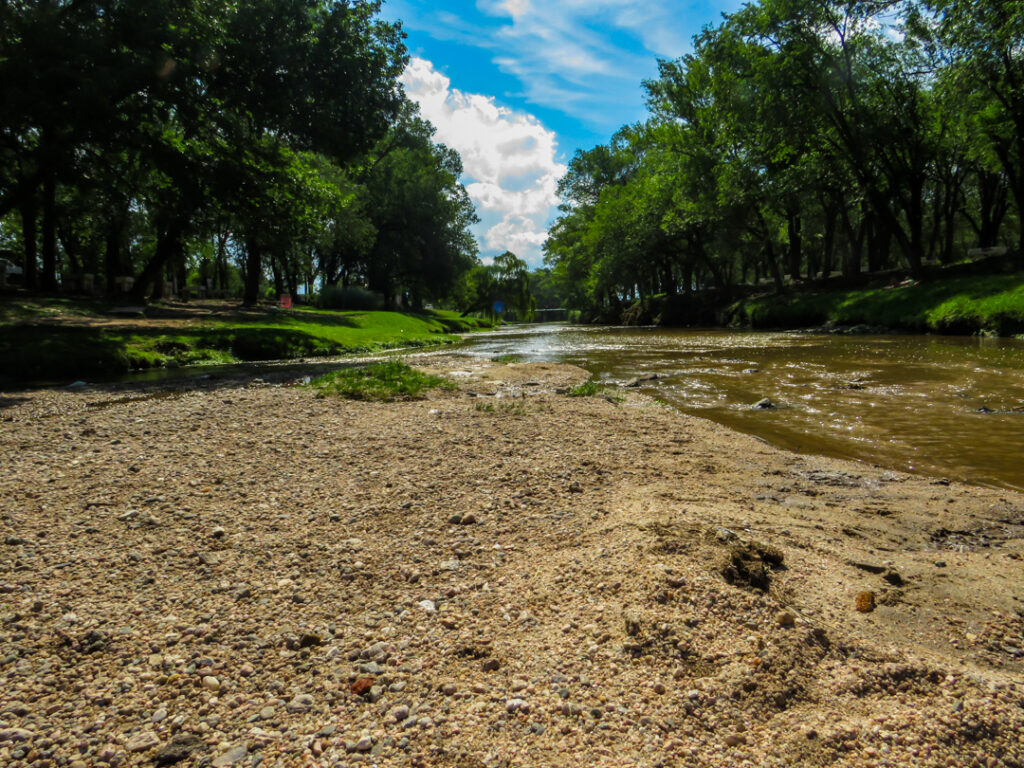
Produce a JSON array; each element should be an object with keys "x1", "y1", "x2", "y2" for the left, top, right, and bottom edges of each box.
[{"x1": 318, "y1": 285, "x2": 386, "y2": 311}]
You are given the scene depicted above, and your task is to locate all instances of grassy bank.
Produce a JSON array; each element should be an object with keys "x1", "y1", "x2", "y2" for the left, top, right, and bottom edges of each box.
[
  {"x1": 0, "y1": 298, "x2": 493, "y2": 385},
  {"x1": 730, "y1": 272, "x2": 1024, "y2": 335}
]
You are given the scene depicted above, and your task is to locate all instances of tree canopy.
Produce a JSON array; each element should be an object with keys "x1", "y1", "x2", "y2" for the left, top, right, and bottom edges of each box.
[
  {"x1": 0, "y1": 0, "x2": 484, "y2": 307},
  {"x1": 543, "y1": 0, "x2": 1023, "y2": 320}
]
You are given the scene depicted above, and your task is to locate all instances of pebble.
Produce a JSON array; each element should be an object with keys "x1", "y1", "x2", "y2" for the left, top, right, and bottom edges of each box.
[
  {"x1": 418, "y1": 599, "x2": 436, "y2": 613},
  {"x1": 151, "y1": 708, "x2": 168, "y2": 723},
  {"x1": 201, "y1": 675, "x2": 221, "y2": 692},
  {"x1": 259, "y1": 706, "x2": 276, "y2": 720},
  {"x1": 211, "y1": 743, "x2": 248, "y2": 766},
  {"x1": 126, "y1": 731, "x2": 160, "y2": 753},
  {"x1": 482, "y1": 658, "x2": 501, "y2": 672},
  {"x1": 505, "y1": 698, "x2": 529, "y2": 713},
  {"x1": 390, "y1": 705, "x2": 410, "y2": 723},
  {"x1": 776, "y1": 611, "x2": 796, "y2": 627},
  {"x1": 351, "y1": 735, "x2": 374, "y2": 753},
  {"x1": 286, "y1": 694, "x2": 314, "y2": 713}
]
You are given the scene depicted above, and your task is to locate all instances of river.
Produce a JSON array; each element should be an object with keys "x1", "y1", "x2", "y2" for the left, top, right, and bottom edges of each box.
[{"x1": 458, "y1": 325, "x2": 1024, "y2": 492}]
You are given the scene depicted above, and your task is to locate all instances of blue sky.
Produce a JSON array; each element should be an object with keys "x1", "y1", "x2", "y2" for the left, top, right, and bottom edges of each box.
[{"x1": 379, "y1": 0, "x2": 745, "y2": 265}]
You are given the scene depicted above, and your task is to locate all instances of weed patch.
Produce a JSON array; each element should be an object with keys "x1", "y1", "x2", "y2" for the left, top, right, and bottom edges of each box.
[
  {"x1": 566, "y1": 379, "x2": 623, "y2": 402},
  {"x1": 311, "y1": 360, "x2": 454, "y2": 401}
]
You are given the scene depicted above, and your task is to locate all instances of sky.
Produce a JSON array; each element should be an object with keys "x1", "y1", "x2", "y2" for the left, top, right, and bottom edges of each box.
[{"x1": 379, "y1": 0, "x2": 746, "y2": 266}]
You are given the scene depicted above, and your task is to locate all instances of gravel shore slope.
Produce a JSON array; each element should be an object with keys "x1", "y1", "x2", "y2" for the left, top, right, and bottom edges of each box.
[{"x1": 1, "y1": 357, "x2": 1022, "y2": 768}]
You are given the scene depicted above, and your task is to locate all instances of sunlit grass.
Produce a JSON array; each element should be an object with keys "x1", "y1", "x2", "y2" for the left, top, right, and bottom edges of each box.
[
  {"x1": 734, "y1": 273, "x2": 1024, "y2": 334},
  {"x1": 310, "y1": 360, "x2": 455, "y2": 401}
]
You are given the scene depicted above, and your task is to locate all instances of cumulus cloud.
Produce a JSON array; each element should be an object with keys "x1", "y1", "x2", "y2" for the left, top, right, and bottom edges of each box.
[{"x1": 400, "y1": 57, "x2": 565, "y2": 266}]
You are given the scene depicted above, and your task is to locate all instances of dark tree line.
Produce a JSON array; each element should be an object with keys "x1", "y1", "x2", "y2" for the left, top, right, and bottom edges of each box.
[
  {"x1": 544, "y1": 0, "x2": 1023, "y2": 317},
  {"x1": 0, "y1": 0, "x2": 479, "y2": 306}
]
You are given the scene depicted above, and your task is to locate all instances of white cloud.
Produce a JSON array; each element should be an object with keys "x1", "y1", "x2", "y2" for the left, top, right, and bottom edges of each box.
[
  {"x1": 400, "y1": 57, "x2": 565, "y2": 267},
  {"x1": 469, "y1": 0, "x2": 707, "y2": 129}
]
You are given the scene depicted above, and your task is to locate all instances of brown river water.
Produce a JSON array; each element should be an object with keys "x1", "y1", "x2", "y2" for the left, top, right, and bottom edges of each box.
[{"x1": 460, "y1": 325, "x2": 1024, "y2": 492}]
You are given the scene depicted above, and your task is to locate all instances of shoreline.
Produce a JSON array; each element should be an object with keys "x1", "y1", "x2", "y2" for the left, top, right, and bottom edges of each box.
[{"x1": 1, "y1": 357, "x2": 1022, "y2": 767}]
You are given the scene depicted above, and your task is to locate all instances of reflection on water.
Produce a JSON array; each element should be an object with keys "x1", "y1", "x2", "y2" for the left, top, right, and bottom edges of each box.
[{"x1": 461, "y1": 325, "x2": 1024, "y2": 491}]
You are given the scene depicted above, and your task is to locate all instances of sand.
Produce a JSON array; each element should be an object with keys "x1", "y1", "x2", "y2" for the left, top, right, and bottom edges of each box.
[{"x1": 0, "y1": 356, "x2": 1021, "y2": 768}]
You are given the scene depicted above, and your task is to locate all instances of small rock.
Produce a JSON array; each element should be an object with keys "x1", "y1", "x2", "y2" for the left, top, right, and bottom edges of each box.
[
  {"x1": 155, "y1": 734, "x2": 203, "y2": 765},
  {"x1": 201, "y1": 676, "x2": 221, "y2": 692},
  {"x1": 855, "y1": 591, "x2": 876, "y2": 613},
  {"x1": 151, "y1": 709, "x2": 168, "y2": 723},
  {"x1": 390, "y1": 705, "x2": 410, "y2": 723},
  {"x1": 753, "y1": 398, "x2": 776, "y2": 409},
  {"x1": 461, "y1": 513, "x2": 478, "y2": 525},
  {"x1": 506, "y1": 698, "x2": 529, "y2": 714},
  {"x1": 352, "y1": 735, "x2": 374, "y2": 753},
  {"x1": 0, "y1": 728, "x2": 35, "y2": 742},
  {"x1": 653, "y1": 682, "x2": 667, "y2": 695},
  {"x1": 418, "y1": 600, "x2": 436, "y2": 613},
  {"x1": 299, "y1": 632, "x2": 323, "y2": 648},
  {"x1": 211, "y1": 526, "x2": 226, "y2": 539},
  {"x1": 481, "y1": 658, "x2": 500, "y2": 672},
  {"x1": 725, "y1": 733, "x2": 747, "y2": 747},
  {"x1": 351, "y1": 678, "x2": 374, "y2": 696},
  {"x1": 212, "y1": 743, "x2": 248, "y2": 767},
  {"x1": 286, "y1": 693, "x2": 315, "y2": 713},
  {"x1": 775, "y1": 611, "x2": 796, "y2": 627},
  {"x1": 126, "y1": 731, "x2": 160, "y2": 753},
  {"x1": 259, "y1": 706, "x2": 276, "y2": 720}
]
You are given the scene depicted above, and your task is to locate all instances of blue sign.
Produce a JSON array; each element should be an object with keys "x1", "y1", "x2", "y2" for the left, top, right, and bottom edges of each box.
[{"x1": 493, "y1": 301, "x2": 506, "y2": 315}]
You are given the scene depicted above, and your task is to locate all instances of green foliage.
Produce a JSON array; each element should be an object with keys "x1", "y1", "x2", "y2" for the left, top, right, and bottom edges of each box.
[
  {"x1": 0, "y1": 300, "x2": 495, "y2": 383},
  {"x1": 566, "y1": 379, "x2": 622, "y2": 402},
  {"x1": 733, "y1": 273, "x2": 1024, "y2": 334},
  {"x1": 473, "y1": 400, "x2": 526, "y2": 415},
  {"x1": 310, "y1": 360, "x2": 454, "y2": 401},
  {"x1": 317, "y1": 286, "x2": 385, "y2": 311},
  {"x1": 460, "y1": 251, "x2": 535, "y2": 320},
  {"x1": 0, "y1": 0, "x2": 479, "y2": 313},
  {"x1": 541, "y1": 0, "x2": 1023, "y2": 323}
]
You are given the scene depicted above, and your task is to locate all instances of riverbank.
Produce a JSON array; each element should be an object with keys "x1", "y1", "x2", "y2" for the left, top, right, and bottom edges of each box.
[
  {"x1": 0, "y1": 299, "x2": 493, "y2": 385},
  {"x1": 731, "y1": 271, "x2": 1024, "y2": 335},
  {"x1": 1, "y1": 357, "x2": 1021, "y2": 767},
  {"x1": 613, "y1": 270, "x2": 1024, "y2": 336}
]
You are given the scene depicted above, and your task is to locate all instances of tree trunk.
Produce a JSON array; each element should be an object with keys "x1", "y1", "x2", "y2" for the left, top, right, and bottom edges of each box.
[
  {"x1": 40, "y1": 173, "x2": 59, "y2": 291},
  {"x1": 243, "y1": 239, "x2": 262, "y2": 307},
  {"x1": 976, "y1": 170, "x2": 1008, "y2": 248},
  {"x1": 104, "y1": 216, "x2": 126, "y2": 295},
  {"x1": 215, "y1": 232, "x2": 229, "y2": 291},
  {"x1": 132, "y1": 219, "x2": 183, "y2": 302},
  {"x1": 20, "y1": 195, "x2": 39, "y2": 291},
  {"x1": 285, "y1": 258, "x2": 299, "y2": 300},
  {"x1": 786, "y1": 209, "x2": 802, "y2": 282},
  {"x1": 840, "y1": 203, "x2": 864, "y2": 279},
  {"x1": 821, "y1": 205, "x2": 836, "y2": 279},
  {"x1": 270, "y1": 255, "x2": 284, "y2": 297}
]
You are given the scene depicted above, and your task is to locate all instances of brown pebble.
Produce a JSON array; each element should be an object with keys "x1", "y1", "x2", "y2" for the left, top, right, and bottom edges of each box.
[
  {"x1": 350, "y1": 677, "x2": 374, "y2": 696},
  {"x1": 775, "y1": 611, "x2": 796, "y2": 627},
  {"x1": 481, "y1": 658, "x2": 500, "y2": 672},
  {"x1": 855, "y1": 591, "x2": 876, "y2": 613}
]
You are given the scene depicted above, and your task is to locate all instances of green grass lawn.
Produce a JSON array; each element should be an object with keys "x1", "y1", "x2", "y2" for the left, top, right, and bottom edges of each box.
[
  {"x1": 732, "y1": 273, "x2": 1024, "y2": 335},
  {"x1": 0, "y1": 298, "x2": 493, "y2": 384}
]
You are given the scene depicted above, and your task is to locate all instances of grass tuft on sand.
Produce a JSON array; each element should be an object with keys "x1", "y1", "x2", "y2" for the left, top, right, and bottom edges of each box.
[{"x1": 311, "y1": 360, "x2": 455, "y2": 401}]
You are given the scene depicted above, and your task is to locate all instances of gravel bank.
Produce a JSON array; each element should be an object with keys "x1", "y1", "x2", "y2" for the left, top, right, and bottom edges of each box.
[{"x1": 1, "y1": 356, "x2": 1022, "y2": 768}]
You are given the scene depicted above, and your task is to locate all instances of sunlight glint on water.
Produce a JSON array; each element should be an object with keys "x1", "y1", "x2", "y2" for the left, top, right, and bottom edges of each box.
[{"x1": 461, "y1": 325, "x2": 1024, "y2": 492}]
